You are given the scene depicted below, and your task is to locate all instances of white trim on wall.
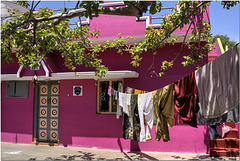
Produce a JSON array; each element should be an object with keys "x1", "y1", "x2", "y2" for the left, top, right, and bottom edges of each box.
[
  {"x1": 51, "y1": 71, "x2": 139, "y2": 80},
  {"x1": 41, "y1": 60, "x2": 49, "y2": 77}
]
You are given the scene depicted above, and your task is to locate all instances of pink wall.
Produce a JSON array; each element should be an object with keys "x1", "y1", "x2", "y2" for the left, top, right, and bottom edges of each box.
[
  {"x1": 87, "y1": 6, "x2": 210, "y2": 39},
  {"x1": 1, "y1": 81, "x2": 34, "y2": 144},
  {"x1": 45, "y1": 43, "x2": 207, "y2": 91},
  {"x1": 1, "y1": 5, "x2": 210, "y2": 153},
  {"x1": 89, "y1": 14, "x2": 146, "y2": 39},
  {"x1": 209, "y1": 39, "x2": 223, "y2": 56},
  {"x1": 58, "y1": 79, "x2": 210, "y2": 153}
]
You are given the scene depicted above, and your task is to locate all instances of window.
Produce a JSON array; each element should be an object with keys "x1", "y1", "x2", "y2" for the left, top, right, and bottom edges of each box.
[
  {"x1": 5, "y1": 81, "x2": 29, "y2": 98},
  {"x1": 97, "y1": 79, "x2": 123, "y2": 114}
]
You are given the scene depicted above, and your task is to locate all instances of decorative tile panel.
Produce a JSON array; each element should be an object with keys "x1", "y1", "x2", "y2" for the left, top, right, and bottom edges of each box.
[
  {"x1": 40, "y1": 107, "x2": 47, "y2": 117},
  {"x1": 51, "y1": 96, "x2": 59, "y2": 106},
  {"x1": 51, "y1": 108, "x2": 58, "y2": 117},
  {"x1": 39, "y1": 130, "x2": 47, "y2": 140},
  {"x1": 50, "y1": 119, "x2": 58, "y2": 129},
  {"x1": 37, "y1": 82, "x2": 59, "y2": 143},
  {"x1": 39, "y1": 118, "x2": 47, "y2": 128},
  {"x1": 40, "y1": 85, "x2": 48, "y2": 95},
  {"x1": 40, "y1": 96, "x2": 48, "y2": 106},
  {"x1": 51, "y1": 85, "x2": 59, "y2": 95},
  {"x1": 50, "y1": 130, "x2": 58, "y2": 140}
]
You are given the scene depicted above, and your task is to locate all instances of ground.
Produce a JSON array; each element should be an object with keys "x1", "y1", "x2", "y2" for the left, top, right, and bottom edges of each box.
[{"x1": 1, "y1": 142, "x2": 239, "y2": 160}]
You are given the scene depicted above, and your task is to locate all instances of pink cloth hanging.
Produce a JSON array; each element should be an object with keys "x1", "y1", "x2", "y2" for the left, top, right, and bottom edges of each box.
[{"x1": 216, "y1": 123, "x2": 232, "y2": 138}]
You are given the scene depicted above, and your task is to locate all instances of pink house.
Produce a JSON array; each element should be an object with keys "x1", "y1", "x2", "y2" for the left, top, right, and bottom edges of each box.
[{"x1": 1, "y1": 2, "x2": 215, "y2": 153}]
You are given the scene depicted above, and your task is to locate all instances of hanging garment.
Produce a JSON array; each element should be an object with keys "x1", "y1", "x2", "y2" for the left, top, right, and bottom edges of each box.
[
  {"x1": 198, "y1": 103, "x2": 239, "y2": 124},
  {"x1": 130, "y1": 94, "x2": 140, "y2": 142},
  {"x1": 122, "y1": 112, "x2": 131, "y2": 139},
  {"x1": 119, "y1": 93, "x2": 131, "y2": 116},
  {"x1": 210, "y1": 123, "x2": 221, "y2": 139},
  {"x1": 173, "y1": 72, "x2": 199, "y2": 128},
  {"x1": 119, "y1": 92, "x2": 132, "y2": 139},
  {"x1": 195, "y1": 45, "x2": 239, "y2": 119},
  {"x1": 125, "y1": 86, "x2": 135, "y2": 94},
  {"x1": 108, "y1": 86, "x2": 113, "y2": 97},
  {"x1": 216, "y1": 123, "x2": 232, "y2": 138},
  {"x1": 113, "y1": 90, "x2": 118, "y2": 101},
  {"x1": 173, "y1": 108, "x2": 184, "y2": 126},
  {"x1": 116, "y1": 82, "x2": 123, "y2": 119},
  {"x1": 135, "y1": 89, "x2": 146, "y2": 94},
  {"x1": 151, "y1": 84, "x2": 174, "y2": 142},
  {"x1": 138, "y1": 92, "x2": 154, "y2": 142}
]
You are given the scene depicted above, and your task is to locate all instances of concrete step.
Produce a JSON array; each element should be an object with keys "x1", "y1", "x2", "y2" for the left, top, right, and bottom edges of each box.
[
  {"x1": 210, "y1": 138, "x2": 239, "y2": 149},
  {"x1": 224, "y1": 129, "x2": 239, "y2": 138},
  {"x1": 225, "y1": 123, "x2": 236, "y2": 128},
  {"x1": 210, "y1": 148, "x2": 239, "y2": 157}
]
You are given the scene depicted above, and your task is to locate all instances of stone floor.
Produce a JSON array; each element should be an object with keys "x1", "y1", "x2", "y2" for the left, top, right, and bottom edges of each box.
[{"x1": 1, "y1": 142, "x2": 239, "y2": 160}]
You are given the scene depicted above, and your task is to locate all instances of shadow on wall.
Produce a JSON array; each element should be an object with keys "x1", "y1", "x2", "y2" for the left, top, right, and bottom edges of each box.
[{"x1": 204, "y1": 124, "x2": 210, "y2": 154}]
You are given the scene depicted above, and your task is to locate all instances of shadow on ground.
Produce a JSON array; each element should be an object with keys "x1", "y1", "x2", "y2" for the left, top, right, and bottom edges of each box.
[
  {"x1": 27, "y1": 151, "x2": 239, "y2": 160},
  {"x1": 28, "y1": 150, "x2": 159, "y2": 160}
]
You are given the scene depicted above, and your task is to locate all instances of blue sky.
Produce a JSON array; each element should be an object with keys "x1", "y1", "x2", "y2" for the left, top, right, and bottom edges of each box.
[{"x1": 32, "y1": 1, "x2": 239, "y2": 43}]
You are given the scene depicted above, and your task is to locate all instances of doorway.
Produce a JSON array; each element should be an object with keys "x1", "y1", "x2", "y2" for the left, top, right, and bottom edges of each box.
[{"x1": 35, "y1": 81, "x2": 60, "y2": 143}]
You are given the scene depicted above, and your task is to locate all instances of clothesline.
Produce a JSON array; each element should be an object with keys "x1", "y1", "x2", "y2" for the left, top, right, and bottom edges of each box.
[
  {"x1": 103, "y1": 45, "x2": 239, "y2": 143},
  {"x1": 107, "y1": 44, "x2": 239, "y2": 95}
]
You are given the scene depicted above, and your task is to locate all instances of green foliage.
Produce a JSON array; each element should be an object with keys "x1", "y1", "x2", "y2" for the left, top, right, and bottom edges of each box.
[
  {"x1": 79, "y1": 1, "x2": 104, "y2": 19},
  {"x1": 16, "y1": 1, "x2": 30, "y2": 8},
  {"x1": 1, "y1": 1, "x2": 227, "y2": 78},
  {"x1": 149, "y1": 1, "x2": 162, "y2": 15}
]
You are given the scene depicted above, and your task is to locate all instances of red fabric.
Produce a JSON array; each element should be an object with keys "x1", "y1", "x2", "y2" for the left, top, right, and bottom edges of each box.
[
  {"x1": 173, "y1": 72, "x2": 199, "y2": 128},
  {"x1": 173, "y1": 108, "x2": 184, "y2": 126}
]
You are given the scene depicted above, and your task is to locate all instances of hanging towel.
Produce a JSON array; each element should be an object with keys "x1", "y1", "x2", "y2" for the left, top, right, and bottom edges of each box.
[
  {"x1": 195, "y1": 45, "x2": 239, "y2": 119},
  {"x1": 173, "y1": 72, "x2": 199, "y2": 128},
  {"x1": 116, "y1": 82, "x2": 123, "y2": 119},
  {"x1": 151, "y1": 84, "x2": 174, "y2": 142},
  {"x1": 198, "y1": 103, "x2": 239, "y2": 124},
  {"x1": 119, "y1": 93, "x2": 131, "y2": 116},
  {"x1": 138, "y1": 92, "x2": 154, "y2": 142}
]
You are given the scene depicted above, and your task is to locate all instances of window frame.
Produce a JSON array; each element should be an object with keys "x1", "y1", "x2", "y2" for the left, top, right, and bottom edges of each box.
[
  {"x1": 5, "y1": 81, "x2": 29, "y2": 98},
  {"x1": 96, "y1": 79, "x2": 123, "y2": 114}
]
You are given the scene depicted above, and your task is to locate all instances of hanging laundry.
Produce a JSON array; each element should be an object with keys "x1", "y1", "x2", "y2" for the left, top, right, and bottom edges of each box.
[
  {"x1": 216, "y1": 123, "x2": 232, "y2": 138},
  {"x1": 125, "y1": 86, "x2": 135, "y2": 94},
  {"x1": 173, "y1": 109, "x2": 184, "y2": 126},
  {"x1": 119, "y1": 93, "x2": 131, "y2": 116},
  {"x1": 130, "y1": 94, "x2": 140, "y2": 142},
  {"x1": 116, "y1": 82, "x2": 123, "y2": 119},
  {"x1": 198, "y1": 103, "x2": 239, "y2": 124},
  {"x1": 138, "y1": 92, "x2": 154, "y2": 142},
  {"x1": 135, "y1": 89, "x2": 146, "y2": 94},
  {"x1": 195, "y1": 45, "x2": 239, "y2": 119},
  {"x1": 210, "y1": 123, "x2": 221, "y2": 139},
  {"x1": 108, "y1": 86, "x2": 113, "y2": 97},
  {"x1": 173, "y1": 72, "x2": 199, "y2": 128},
  {"x1": 119, "y1": 92, "x2": 132, "y2": 139},
  {"x1": 151, "y1": 84, "x2": 174, "y2": 142}
]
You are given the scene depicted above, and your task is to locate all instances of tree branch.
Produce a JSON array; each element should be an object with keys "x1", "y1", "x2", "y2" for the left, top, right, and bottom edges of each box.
[
  {"x1": 172, "y1": 13, "x2": 196, "y2": 63},
  {"x1": 33, "y1": 1, "x2": 41, "y2": 11},
  {"x1": 152, "y1": 1, "x2": 210, "y2": 50},
  {"x1": 24, "y1": 23, "x2": 52, "y2": 32},
  {"x1": 1, "y1": 2, "x2": 152, "y2": 39}
]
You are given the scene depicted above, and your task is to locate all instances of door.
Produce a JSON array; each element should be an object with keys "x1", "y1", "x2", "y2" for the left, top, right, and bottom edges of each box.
[{"x1": 37, "y1": 81, "x2": 60, "y2": 143}]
